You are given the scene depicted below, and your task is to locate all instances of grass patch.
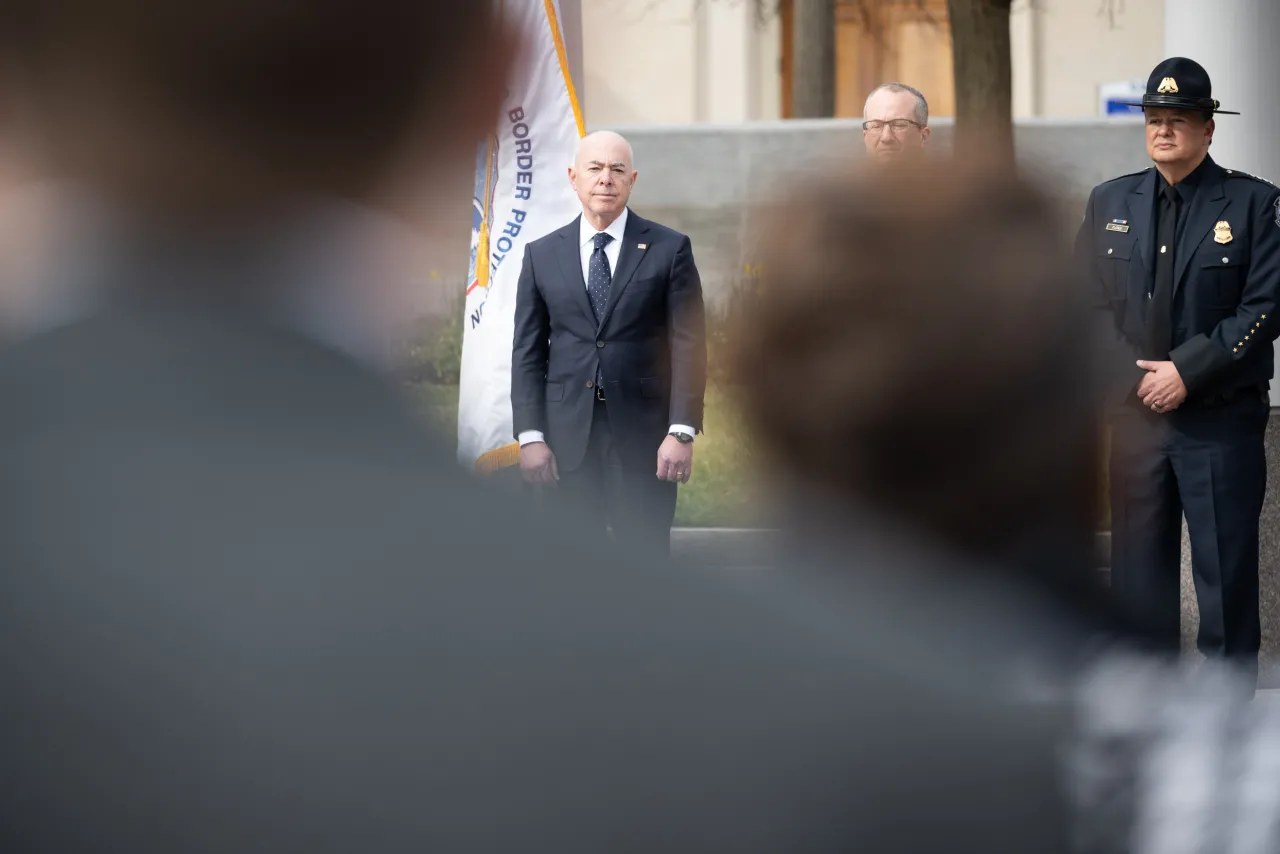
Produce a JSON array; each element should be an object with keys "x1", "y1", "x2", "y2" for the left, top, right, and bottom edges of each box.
[
  {"x1": 674, "y1": 386, "x2": 761, "y2": 527},
  {"x1": 407, "y1": 383, "x2": 760, "y2": 527}
]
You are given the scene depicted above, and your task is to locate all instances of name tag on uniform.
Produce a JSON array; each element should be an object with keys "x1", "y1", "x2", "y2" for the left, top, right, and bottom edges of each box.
[{"x1": 1106, "y1": 219, "x2": 1130, "y2": 233}]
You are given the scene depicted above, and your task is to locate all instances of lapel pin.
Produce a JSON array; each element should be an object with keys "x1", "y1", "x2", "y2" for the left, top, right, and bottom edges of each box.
[
  {"x1": 1214, "y1": 220, "x2": 1234, "y2": 244},
  {"x1": 637, "y1": 243, "x2": 647, "y2": 250}
]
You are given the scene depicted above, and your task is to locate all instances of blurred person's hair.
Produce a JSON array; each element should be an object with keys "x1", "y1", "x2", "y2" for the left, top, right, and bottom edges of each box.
[
  {"x1": 0, "y1": 2, "x2": 503, "y2": 209},
  {"x1": 734, "y1": 159, "x2": 1101, "y2": 564}
]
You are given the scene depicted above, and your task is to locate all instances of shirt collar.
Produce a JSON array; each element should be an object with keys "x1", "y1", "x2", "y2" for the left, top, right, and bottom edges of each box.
[
  {"x1": 579, "y1": 207, "x2": 629, "y2": 249},
  {"x1": 1156, "y1": 154, "x2": 1211, "y2": 203}
]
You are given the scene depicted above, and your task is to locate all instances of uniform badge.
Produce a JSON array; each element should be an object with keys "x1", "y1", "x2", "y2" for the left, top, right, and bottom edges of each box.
[
  {"x1": 1214, "y1": 220, "x2": 1234, "y2": 244},
  {"x1": 1157, "y1": 77, "x2": 1179, "y2": 94},
  {"x1": 1105, "y1": 218, "x2": 1130, "y2": 233}
]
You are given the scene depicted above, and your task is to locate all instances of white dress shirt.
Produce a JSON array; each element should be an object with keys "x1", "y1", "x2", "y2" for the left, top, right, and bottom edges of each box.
[
  {"x1": 518, "y1": 207, "x2": 696, "y2": 448},
  {"x1": 578, "y1": 206, "x2": 629, "y2": 292}
]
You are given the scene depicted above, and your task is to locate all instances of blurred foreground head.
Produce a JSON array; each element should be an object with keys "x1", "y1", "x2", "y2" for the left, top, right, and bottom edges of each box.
[
  {"x1": 0, "y1": 2, "x2": 508, "y2": 224},
  {"x1": 736, "y1": 160, "x2": 1100, "y2": 565}
]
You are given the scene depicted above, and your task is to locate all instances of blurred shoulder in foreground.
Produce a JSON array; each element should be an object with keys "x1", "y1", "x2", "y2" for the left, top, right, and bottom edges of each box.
[{"x1": 0, "y1": 4, "x2": 1071, "y2": 851}]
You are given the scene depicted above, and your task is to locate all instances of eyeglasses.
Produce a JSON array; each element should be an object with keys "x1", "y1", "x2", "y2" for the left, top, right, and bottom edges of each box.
[{"x1": 862, "y1": 118, "x2": 923, "y2": 134}]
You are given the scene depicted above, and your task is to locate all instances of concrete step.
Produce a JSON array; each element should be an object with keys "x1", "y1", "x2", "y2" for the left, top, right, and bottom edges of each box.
[{"x1": 670, "y1": 527, "x2": 783, "y2": 567}]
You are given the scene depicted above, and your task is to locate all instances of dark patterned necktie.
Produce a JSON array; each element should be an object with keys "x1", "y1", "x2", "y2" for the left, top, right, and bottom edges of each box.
[
  {"x1": 587, "y1": 231, "x2": 613, "y2": 322},
  {"x1": 587, "y1": 231, "x2": 613, "y2": 390}
]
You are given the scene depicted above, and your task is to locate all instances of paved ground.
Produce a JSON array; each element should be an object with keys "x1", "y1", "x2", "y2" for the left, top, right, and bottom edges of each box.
[
  {"x1": 671, "y1": 527, "x2": 1113, "y2": 567},
  {"x1": 673, "y1": 527, "x2": 1280, "y2": 689}
]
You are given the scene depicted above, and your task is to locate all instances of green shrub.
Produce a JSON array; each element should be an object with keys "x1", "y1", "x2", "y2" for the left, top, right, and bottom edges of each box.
[{"x1": 396, "y1": 301, "x2": 464, "y2": 386}]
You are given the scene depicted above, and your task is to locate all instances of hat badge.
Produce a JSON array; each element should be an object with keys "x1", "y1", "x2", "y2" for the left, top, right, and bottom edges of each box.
[{"x1": 1157, "y1": 77, "x2": 1179, "y2": 94}]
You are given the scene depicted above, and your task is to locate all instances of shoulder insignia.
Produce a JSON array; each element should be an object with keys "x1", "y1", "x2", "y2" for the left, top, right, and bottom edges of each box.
[
  {"x1": 1224, "y1": 168, "x2": 1276, "y2": 186},
  {"x1": 1099, "y1": 166, "x2": 1150, "y2": 187}
]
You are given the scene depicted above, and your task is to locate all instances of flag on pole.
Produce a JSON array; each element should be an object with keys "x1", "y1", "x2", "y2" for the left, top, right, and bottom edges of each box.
[{"x1": 457, "y1": 0, "x2": 585, "y2": 473}]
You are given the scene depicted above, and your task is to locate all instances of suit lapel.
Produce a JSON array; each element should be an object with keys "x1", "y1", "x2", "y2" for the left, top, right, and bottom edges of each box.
[
  {"x1": 598, "y1": 212, "x2": 651, "y2": 331},
  {"x1": 1125, "y1": 168, "x2": 1155, "y2": 276},
  {"x1": 1174, "y1": 161, "x2": 1228, "y2": 295},
  {"x1": 553, "y1": 216, "x2": 598, "y2": 326}
]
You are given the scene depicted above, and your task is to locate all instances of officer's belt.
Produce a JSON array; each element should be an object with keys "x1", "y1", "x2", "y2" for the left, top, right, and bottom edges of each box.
[{"x1": 1194, "y1": 383, "x2": 1269, "y2": 408}]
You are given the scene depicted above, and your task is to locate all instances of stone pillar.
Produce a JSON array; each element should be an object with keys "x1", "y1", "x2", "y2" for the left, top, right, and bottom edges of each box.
[
  {"x1": 701, "y1": 0, "x2": 757, "y2": 122},
  {"x1": 1166, "y1": 0, "x2": 1280, "y2": 395},
  {"x1": 1164, "y1": 0, "x2": 1280, "y2": 175},
  {"x1": 1165, "y1": 0, "x2": 1280, "y2": 684}
]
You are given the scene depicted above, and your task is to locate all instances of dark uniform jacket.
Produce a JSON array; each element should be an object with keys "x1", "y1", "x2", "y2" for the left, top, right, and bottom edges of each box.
[{"x1": 1077, "y1": 155, "x2": 1280, "y2": 407}]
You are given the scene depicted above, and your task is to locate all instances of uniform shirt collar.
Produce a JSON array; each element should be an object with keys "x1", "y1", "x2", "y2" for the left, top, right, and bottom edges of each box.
[
  {"x1": 1157, "y1": 154, "x2": 1212, "y2": 204},
  {"x1": 579, "y1": 207, "x2": 629, "y2": 249}
]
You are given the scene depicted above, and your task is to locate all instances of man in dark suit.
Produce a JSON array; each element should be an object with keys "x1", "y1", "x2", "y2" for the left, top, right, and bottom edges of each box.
[
  {"x1": 512, "y1": 131, "x2": 706, "y2": 555},
  {"x1": 0, "y1": 2, "x2": 1077, "y2": 851},
  {"x1": 1077, "y1": 56, "x2": 1280, "y2": 687}
]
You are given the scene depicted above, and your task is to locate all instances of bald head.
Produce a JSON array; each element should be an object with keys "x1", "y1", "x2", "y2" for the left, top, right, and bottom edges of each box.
[
  {"x1": 569, "y1": 131, "x2": 637, "y2": 230},
  {"x1": 573, "y1": 131, "x2": 635, "y2": 170}
]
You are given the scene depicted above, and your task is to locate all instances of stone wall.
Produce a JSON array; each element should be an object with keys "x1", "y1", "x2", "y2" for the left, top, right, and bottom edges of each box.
[{"x1": 607, "y1": 116, "x2": 1150, "y2": 307}]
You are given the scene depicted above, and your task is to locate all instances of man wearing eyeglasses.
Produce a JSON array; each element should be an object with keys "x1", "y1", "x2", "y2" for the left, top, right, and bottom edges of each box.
[{"x1": 862, "y1": 83, "x2": 931, "y2": 164}]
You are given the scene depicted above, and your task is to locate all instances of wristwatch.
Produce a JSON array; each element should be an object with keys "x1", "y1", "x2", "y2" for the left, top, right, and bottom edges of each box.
[{"x1": 669, "y1": 431, "x2": 694, "y2": 444}]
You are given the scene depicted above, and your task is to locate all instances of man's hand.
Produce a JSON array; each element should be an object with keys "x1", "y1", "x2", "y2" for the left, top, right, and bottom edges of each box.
[
  {"x1": 519, "y1": 442, "x2": 559, "y2": 484},
  {"x1": 1137, "y1": 359, "x2": 1188, "y2": 414},
  {"x1": 657, "y1": 436, "x2": 693, "y2": 484}
]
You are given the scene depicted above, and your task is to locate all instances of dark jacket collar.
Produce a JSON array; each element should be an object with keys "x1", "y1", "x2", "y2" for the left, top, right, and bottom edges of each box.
[{"x1": 1155, "y1": 153, "x2": 1216, "y2": 204}]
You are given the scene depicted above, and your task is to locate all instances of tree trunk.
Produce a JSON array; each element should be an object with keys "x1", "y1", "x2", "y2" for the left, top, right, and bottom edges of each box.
[
  {"x1": 947, "y1": 0, "x2": 1014, "y2": 164},
  {"x1": 791, "y1": 0, "x2": 836, "y2": 117}
]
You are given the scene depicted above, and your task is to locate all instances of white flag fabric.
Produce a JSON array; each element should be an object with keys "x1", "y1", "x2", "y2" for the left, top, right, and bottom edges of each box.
[{"x1": 457, "y1": 0, "x2": 585, "y2": 473}]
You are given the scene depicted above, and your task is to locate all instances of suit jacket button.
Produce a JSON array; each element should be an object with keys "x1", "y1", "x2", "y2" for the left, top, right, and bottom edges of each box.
[
  {"x1": 585, "y1": 380, "x2": 594, "y2": 389},
  {"x1": 596, "y1": 341, "x2": 605, "y2": 349}
]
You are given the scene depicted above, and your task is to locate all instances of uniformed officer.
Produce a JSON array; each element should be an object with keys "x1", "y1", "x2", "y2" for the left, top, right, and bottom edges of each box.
[{"x1": 1077, "y1": 57, "x2": 1280, "y2": 687}]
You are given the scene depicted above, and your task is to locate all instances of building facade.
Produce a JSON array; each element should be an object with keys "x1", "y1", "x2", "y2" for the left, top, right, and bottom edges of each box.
[{"x1": 579, "y1": 0, "x2": 1166, "y2": 124}]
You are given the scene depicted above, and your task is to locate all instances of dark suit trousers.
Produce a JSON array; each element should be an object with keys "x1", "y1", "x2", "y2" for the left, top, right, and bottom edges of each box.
[
  {"x1": 548, "y1": 399, "x2": 677, "y2": 556},
  {"x1": 1109, "y1": 392, "x2": 1268, "y2": 680}
]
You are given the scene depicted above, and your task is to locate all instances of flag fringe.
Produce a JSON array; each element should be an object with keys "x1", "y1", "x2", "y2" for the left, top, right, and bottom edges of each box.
[{"x1": 474, "y1": 442, "x2": 521, "y2": 474}]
